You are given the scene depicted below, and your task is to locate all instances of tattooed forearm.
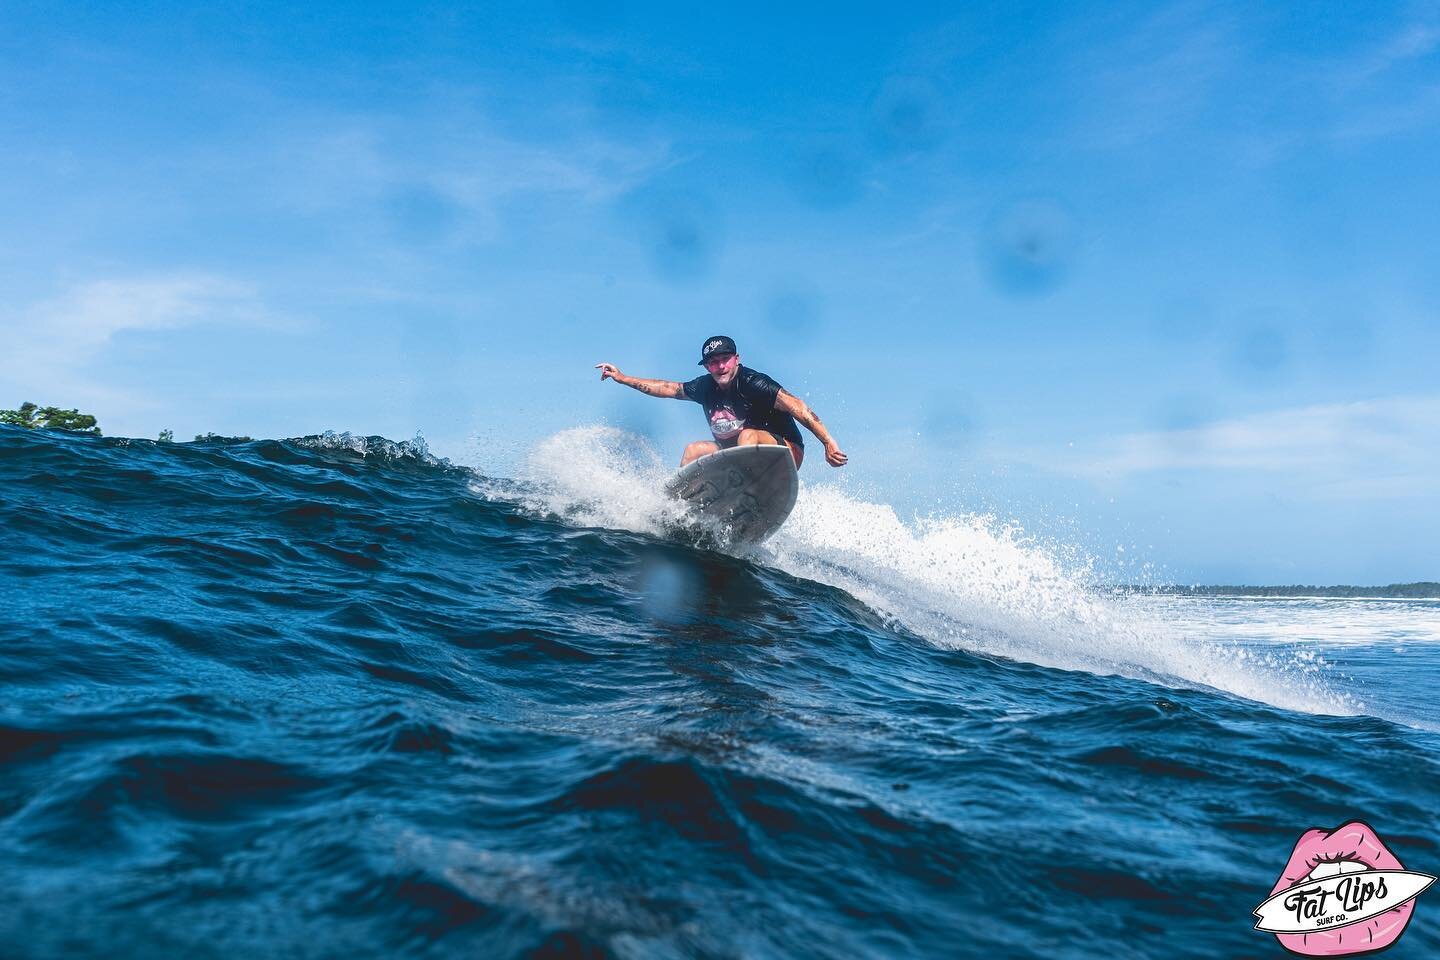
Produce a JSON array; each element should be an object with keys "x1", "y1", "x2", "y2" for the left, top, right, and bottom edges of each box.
[
  {"x1": 620, "y1": 376, "x2": 680, "y2": 399},
  {"x1": 795, "y1": 404, "x2": 834, "y2": 445}
]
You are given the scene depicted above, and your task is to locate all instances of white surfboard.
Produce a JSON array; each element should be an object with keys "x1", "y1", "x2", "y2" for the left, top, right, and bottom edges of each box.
[{"x1": 664, "y1": 444, "x2": 798, "y2": 546}]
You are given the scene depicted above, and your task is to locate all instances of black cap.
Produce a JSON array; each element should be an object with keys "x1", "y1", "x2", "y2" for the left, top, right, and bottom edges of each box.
[{"x1": 698, "y1": 335, "x2": 737, "y2": 365}]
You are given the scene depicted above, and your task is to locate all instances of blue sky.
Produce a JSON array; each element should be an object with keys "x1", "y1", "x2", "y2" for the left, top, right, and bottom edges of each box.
[{"x1": 2, "y1": 0, "x2": 1437, "y2": 584}]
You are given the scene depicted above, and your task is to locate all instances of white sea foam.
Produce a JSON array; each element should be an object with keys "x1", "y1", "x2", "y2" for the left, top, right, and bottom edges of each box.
[
  {"x1": 764, "y1": 484, "x2": 1365, "y2": 716},
  {"x1": 1153, "y1": 596, "x2": 1440, "y2": 647},
  {"x1": 472, "y1": 426, "x2": 688, "y2": 534},
  {"x1": 476, "y1": 426, "x2": 1365, "y2": 718},
  {"x1": 292, "y1": 430, "x2": 441, "y2": 466}
]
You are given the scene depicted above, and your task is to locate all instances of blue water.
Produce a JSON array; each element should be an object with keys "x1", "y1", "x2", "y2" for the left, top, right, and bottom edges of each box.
[{"x1": 3, "y1": 425, "x2": 1438, "y2": 959}]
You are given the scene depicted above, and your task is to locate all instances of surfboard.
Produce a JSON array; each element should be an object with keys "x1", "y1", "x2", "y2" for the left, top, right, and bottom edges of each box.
[{"x1": 664, "y1": 444, "x2": 798, "y2": 546}]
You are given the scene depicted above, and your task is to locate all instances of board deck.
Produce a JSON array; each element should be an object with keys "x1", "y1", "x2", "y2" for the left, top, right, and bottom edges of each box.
[{"x1": 664, "y1": 444, "x2": 799, "y2": 546}]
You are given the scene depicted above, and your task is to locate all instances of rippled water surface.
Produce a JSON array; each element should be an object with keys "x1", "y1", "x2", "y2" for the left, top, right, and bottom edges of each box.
[{"x1": 3, "y1": 426, "x2": 1438, "y2": 959}]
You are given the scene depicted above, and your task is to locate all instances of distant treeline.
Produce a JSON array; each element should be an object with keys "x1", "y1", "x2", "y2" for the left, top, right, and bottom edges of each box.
[
  {"x1": 1122, "y1": 583, "x2": 1440, "y2": 599},
  {"x1": 2, "y1": 401, "x2": 251, "y2": 443},
  {"x1": 1, "y1": 402, "x2": 100, "y2": 435}
]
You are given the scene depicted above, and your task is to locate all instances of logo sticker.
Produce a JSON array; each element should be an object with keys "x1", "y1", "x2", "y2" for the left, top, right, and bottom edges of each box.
[{"x1": 1254, "y1": 820, "x2": 1433, "y2": 955}]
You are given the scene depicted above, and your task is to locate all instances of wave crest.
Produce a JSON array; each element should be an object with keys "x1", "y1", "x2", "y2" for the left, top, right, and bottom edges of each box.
[{"x1": 501, "y1": 426, "x2": 1361, "y2": 717}]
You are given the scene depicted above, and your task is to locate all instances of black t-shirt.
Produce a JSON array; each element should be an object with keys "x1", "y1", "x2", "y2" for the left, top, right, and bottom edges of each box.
[{"x1": 682, "y1": 365, "x2": 803, "y2": 447}]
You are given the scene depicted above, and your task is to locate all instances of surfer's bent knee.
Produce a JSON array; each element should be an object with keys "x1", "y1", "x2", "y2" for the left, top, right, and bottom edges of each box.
[
  {"x1": 680, "y1": 440, "x2": 719, "y2": 466},
  {"x1": 734, "y1": 428, "x2": 802, "y2": 467}
]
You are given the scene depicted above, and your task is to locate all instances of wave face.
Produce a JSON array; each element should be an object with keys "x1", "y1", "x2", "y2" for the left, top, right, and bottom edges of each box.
[{"x1": 3, "y1": 425, "x2": 1439, "y2": 959}]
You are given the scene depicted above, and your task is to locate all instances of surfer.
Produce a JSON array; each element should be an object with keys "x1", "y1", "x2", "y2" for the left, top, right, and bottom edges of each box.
[{"x1": 595, "y1": 335, "x2": 848, "y2": 469}]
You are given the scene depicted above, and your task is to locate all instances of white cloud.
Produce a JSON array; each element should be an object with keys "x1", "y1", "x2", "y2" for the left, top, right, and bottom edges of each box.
[
  {"x1": 1321, "y1": 13, "x2": 1440, "y2": 140},
  {"x1": 1340, "y1": 20, "x2": 1440, "y2": 87},
  {"x1": 1064, "y1": 2, "x2": 1243, "y2": 148},
  {"x1": 1030, "y1": 395, "x2": 1440, "y2": 496},
  {"x1": 0, "y1": 274, "x2": 269, "y2": 415},
  {"x1": 15, "y1": 275, "x2": 261, "y2": 358},
  {"x1": 269, "y1": 112, "x2": 675, "y2": 243},
  {"x1": 1330, "y1": 81, "x2": 1440, "y2": 141},
  {"x1": 1059, "y1": 3, "x2": 1440, "y2": 158}
]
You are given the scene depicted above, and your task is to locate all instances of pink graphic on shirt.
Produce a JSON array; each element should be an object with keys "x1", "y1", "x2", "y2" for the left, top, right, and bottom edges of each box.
[{"x1": 709, "y1": 406, "x2": 743, "y2": 440}]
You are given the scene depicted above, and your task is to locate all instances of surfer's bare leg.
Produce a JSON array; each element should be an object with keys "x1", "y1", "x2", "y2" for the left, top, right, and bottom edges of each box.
[
  {"x1": 680, "y1": 440, "x2": 720, "y2": 466},
  {"x1": 736, "y1": 428, "x2": 802, "y2": 468}
]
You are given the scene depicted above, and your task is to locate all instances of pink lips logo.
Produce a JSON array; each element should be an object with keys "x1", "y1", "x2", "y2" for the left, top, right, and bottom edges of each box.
[{"x1": 1254, "y1": 820, "x2": 1434, "y2": 955}]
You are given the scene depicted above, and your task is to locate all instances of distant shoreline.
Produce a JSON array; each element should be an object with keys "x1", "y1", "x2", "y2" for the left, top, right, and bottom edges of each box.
[{"x1": 1114, "y1": 583, "x2": 1440, "y2": 599}]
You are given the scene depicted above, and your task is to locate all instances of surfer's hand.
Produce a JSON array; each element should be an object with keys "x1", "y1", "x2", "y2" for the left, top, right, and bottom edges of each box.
[
  {"x1": 824, "y1": 443, "x2": 848, "y2": 467},
  {"x1": 595, "y1": 362, "x2": 622, "y2": 382}
]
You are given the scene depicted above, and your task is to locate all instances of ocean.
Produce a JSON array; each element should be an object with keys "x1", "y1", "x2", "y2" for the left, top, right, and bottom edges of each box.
[{"x1": 3, "y1": 424, "x2": 1437, "y2": 959}]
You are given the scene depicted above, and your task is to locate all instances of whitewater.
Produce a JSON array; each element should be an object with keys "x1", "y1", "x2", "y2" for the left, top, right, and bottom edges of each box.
[
  {"x1": 3, "y1": 424, "x2": 1437, "y2": 959},
  {"x1": 508, "y1": 427, "x2": 1402, "y2": 721}
]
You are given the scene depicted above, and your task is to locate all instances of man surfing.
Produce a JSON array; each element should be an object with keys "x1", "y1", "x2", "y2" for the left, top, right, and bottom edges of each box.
[{"x1": 595, "y1": 335, "x2": 848, "y2": 469}]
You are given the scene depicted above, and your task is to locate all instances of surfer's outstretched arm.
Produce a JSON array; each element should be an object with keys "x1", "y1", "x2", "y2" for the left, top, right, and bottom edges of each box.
[
  {"x1": 775, "y1": 390, "x2": 848, "y2": 467},
  {"x1": 594, "y1": 363, "x2": 684, "y2": 399}
]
